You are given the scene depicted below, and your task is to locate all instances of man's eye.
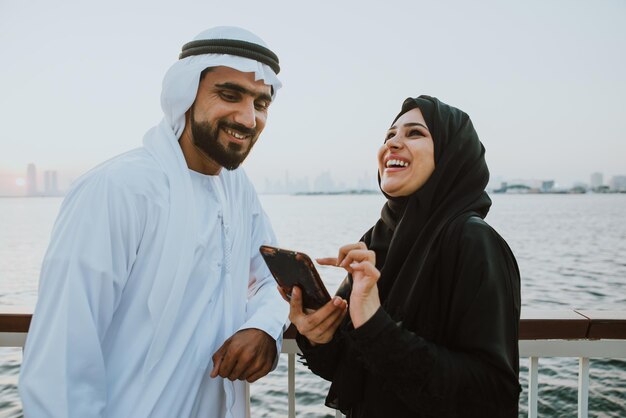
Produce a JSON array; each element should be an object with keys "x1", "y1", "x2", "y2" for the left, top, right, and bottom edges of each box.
[
  {"x1": 219, "y1": 91, "x2": 239, "y2": 102},
  {"x1": 255, "y1": 101, "x2": 270, "y2": 111}
]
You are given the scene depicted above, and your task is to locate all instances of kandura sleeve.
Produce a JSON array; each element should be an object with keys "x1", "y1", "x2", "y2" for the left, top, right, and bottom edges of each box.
[
  {"x1": 19, "y1": 171, "x2": 143, "y2": 418},
  {"x1": 237, "y1": 197, "x2": 289, "y2": 357},
  {"x1": 347, "y1": 220, "x2": 520, "y2": 417}
]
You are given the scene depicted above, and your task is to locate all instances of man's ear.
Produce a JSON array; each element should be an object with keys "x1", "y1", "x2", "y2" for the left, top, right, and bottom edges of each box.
[
  {"x1": 179, "y1": 105, "x2": 194, "y2": 142},
  {"x1": 184, "y1": 103, "x2": 195, "y2": 126}
]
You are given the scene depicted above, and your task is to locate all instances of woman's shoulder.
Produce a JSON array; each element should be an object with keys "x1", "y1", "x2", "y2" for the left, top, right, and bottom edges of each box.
[
  {"x1": 461, "y1": 215, "x2": 496, "y2": 236},
  {"x1": 449, "y1": 215, "x2": 510, "y2": 255},
  {"x1": 452, "y1": 215, "x2": 518, "y2": 271},
  {"x1": 447, "y1": 215, "x2": 498, "y2": 241}
]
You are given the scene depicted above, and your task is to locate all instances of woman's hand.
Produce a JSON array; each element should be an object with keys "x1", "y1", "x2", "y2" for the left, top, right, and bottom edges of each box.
[
  {"x1": 318, "y1": 242, "x2": 381, "y2": 329},
  {"x1": 278, "y1": 286, "x2": 348, "y2": 346}
]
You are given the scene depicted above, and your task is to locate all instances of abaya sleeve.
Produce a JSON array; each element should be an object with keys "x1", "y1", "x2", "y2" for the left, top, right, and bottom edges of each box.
[
  {"x1": 296, "y1": 332, "x2": 345, "y2": 381},
  {"x1": 346, "y1": 218, "x2": 520, "y2": 415}
]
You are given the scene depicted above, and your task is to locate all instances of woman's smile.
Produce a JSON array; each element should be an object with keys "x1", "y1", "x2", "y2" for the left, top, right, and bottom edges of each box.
[{"x1": 383, "y1": 155, "x2": 411, "y2": 172}]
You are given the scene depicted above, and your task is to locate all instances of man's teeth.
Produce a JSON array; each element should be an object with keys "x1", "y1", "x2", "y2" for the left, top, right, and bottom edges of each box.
[
  {"x1": 386, "y1": 159, "x2": 409, "y2": 168},
  {"x1": 225, "y1": 128, "x2": 248, "y2": 140}
]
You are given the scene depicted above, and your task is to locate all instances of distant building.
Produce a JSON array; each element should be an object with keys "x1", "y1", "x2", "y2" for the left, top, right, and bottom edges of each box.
[
  {"x1": 26, "y1": 163, "x2": 37, "y2": 196},
  {"x1": 289, "y1": 176, "x2": 309, "y2": 194},
  {"x1": 570, "y1": 183, "x2": 588, "y2": 194},
  {"x1": 44, "y1": 170, "x2": 60, "y2": 196},
  {"x1": 590, "y1": 172, "x2": 603, "y2": 189},
  {"x1": 313, "y1": 172, "x2": 335, "y2": 192},
  {"x1": 609, "y1": 175, "x2": 626, "y2": 192},
  {"x1": 281, "y1": 171, "x2": 310, "y2": 194},
  {"x1": 262, "y1": 174, "x2": 310, "y2": 194},
  {"x1": 494, "y1": 179, "x2": 548, "y2": 193},
  {"x1": 284, "y1": 171, "x2": 292, "y2": 194},
  {"x1": 493, "y1": 179, "x2": 578, "y2": 194},
  {"x1": 356, "y1": 171, "x2": 378, "y2": 191},
  {"x1": 541, "y1": 181, "x2": 555, "y2": 192}
]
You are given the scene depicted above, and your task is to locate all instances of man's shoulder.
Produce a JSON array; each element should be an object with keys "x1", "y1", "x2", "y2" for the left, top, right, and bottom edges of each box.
[{"x1": 73, "y1": 148, "x2": 168, "y2": 197}]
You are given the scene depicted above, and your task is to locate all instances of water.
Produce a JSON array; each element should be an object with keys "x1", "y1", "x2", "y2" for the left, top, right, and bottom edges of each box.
[{"x1": 1, "y1": 194, "x2": 625, "y2": 417}]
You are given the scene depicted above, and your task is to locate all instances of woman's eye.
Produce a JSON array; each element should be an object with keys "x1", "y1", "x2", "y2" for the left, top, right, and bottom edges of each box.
[
  {"x1": 408, "y1": 129, "x2": 423, "y2": 137},
  {"x1": 385, "y1": 132, "x2": 395, "y2": 141}
]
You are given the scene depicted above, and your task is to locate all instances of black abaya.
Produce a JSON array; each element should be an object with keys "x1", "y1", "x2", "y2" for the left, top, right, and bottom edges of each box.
[{"x1": 297, "y1": 96, "x2": 521, "y2": 417}]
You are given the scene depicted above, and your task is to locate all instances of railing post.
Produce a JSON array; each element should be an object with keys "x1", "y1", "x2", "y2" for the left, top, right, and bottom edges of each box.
[
  {"x1": 528, "y1": 356, "x2": 539, "y2": 418},
  {"x1": 288, "y1": 352, "x2": 296, "y2": 418},
  {"x1": 578, "y1": 357, "x2": 589, "y2": 418},
  {"x1": 245, "y1": 382, "x2": 251, "y2": 418}
]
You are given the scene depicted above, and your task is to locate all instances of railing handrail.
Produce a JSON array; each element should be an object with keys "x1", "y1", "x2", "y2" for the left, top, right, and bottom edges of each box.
[
  {"x1": 2, "y1": 307, "x2": 626, "y2": 340},
  {"x1": 2, "y1": 307, "x2": 626, "y2": 418}
]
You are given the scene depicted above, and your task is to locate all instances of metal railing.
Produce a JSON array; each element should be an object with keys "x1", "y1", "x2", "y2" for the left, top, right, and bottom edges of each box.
[
  {"x1": 2, "y1": 307, "x2": 625, "y2": 418},
  {"x1": 517, "y1": 309, "x2": 626, "y2": 418}
]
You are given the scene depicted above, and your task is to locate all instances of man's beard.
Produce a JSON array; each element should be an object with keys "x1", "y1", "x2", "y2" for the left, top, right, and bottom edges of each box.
[{"x1": 190, "y1": 108, "x2": 258, "y2": 171}]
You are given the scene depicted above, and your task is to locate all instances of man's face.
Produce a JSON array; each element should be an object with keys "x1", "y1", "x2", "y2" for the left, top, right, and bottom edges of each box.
[{"x1": 189, "y1": 66, "x2": 272, "y2": 170}]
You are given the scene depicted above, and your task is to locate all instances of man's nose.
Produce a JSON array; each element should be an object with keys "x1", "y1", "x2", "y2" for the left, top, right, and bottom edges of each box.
[{"x1": 233, "y1": 102, "x2": 257, "y2": 129}]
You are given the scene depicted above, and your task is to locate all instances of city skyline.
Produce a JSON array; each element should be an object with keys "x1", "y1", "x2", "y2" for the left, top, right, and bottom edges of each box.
[
  {"x1": 1, "y1": 162, "x2": 624, "y2": 196},
  {"x1": 6, "y1": 164, "x2": 64, "y2": 197},
  {"x1": 1, "y1": 1, "x2": 625, "y2": 196}
]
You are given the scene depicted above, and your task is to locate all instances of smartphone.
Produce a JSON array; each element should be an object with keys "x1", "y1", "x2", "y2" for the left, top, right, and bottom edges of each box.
[{"x1": 259, "y1": 245, "x2": 331, "y2": 310}]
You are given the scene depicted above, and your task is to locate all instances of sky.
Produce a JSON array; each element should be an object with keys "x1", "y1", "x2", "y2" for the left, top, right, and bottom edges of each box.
[{"x1": 1, "y1": 0, "x2": 625, "y2": 195}]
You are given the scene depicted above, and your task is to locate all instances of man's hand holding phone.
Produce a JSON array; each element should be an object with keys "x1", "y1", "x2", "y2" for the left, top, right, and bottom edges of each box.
[{"x1": 278, "y1": 286, "x2": 348, "y2": 346}]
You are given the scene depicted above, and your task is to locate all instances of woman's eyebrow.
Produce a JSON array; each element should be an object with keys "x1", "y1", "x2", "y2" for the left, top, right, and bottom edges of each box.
[
  {"x1": 403, "y1": 122, "x2": 429, "y2": 130},
  {"x1": 388, "y1": 122, "x2": 429, "y2": 131}
]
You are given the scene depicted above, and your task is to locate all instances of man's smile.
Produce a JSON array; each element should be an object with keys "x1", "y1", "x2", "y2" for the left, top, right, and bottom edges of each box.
[{"x1": 222, "y1": 127, "x2": 252, "y2": 144}]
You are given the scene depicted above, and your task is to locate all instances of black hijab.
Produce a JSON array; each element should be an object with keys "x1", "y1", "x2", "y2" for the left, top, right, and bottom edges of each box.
[
  {"x1": 327, "y1": 95, "x2": 492, "y2": 412},
  {"x1": 371, "y1": 95, "x2": 491, "y2": 325}
]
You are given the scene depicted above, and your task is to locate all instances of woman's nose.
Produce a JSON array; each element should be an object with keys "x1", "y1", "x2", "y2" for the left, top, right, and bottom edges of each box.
[{"x1": 385, "y1": 135, "x2": 403, "y2": 149}]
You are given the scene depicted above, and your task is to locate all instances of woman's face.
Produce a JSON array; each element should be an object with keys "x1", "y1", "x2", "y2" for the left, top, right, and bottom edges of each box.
[{"x1": 378, "y1": 108, "x2": 435, "y2": 197}]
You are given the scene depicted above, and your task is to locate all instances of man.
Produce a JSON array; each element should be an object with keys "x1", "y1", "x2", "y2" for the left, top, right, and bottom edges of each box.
[{"x1": 19, "y1": 26, "x2": 289, "y2": 418}]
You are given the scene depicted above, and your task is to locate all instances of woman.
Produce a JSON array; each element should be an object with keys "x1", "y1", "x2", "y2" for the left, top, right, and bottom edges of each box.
[{"x1": 284, "y1": 96, "x2": 521, "y2": 417}]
